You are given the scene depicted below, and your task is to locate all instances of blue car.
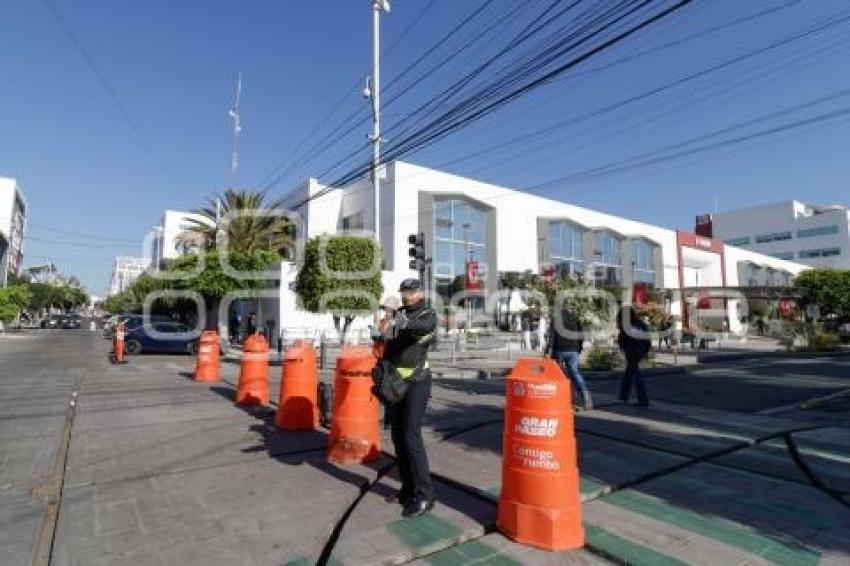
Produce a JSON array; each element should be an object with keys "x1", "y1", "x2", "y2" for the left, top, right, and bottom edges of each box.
[{"x1": 123, "y1": 322, "x2": 199, "y2": 355}]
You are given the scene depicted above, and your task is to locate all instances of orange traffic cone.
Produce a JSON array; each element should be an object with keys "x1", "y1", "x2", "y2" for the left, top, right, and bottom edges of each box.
[
  {"x1": 194, "y1": 330, "x2": 220, "y2": 382},
  {"x1": 235, "y1": 334, "x2": 269, "y2": 406},
  {"x1": 328, "y1": 346, "x2": 380, "y2": 464},
  {"x1": 275, "y1": 342, "x2": 319, "y2": 430},
  {"x1": 111, "y1": 322, "x2": 127, "y2": 365},
  {"x1": 497, "y1": 358, "x2": 584, "y2": 551}
]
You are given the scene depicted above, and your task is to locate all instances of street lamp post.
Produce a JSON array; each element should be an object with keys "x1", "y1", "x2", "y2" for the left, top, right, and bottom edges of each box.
[
  {"x1": 369, "y1": 1, "x2": 390, "y2": 246},
  {"x1": 463, "y1": 222, "x2": 472, "y2": 329}
]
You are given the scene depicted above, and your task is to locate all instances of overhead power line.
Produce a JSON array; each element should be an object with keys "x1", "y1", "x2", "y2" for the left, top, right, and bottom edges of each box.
[
  {"x1": 323, "y1": 0, "x2": 696, "y2": 194},
  {"x1": 27, "y1": 221, "x2": 141, "y2": 243},
  {"x1": 529, "y1": 105, "x2": 850, "y2": 190},
  {"x1": 258, "y1": 0, "x2": 495, "y2": 192}
]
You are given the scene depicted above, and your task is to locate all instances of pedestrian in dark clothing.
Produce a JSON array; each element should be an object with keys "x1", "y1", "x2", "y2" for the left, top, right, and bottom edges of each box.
[
  {"x1": 228, "y1": 311, "x2": 239, "y2": 345},
  {"x1": 545, "y1": 307, "x2": 592, "y2": 410},
  {"x1": 657, "y1": 317, "x2": 671, "y2": 350},
  {"x1": 246, "y1": 312, "x2": 257, "y2": 336},
  {"x1": 618, "y1": 306, "x2": 651, "y2": 407},
  {"x1": 381, "y1": 279, "x2": 437, "y2": 519}
]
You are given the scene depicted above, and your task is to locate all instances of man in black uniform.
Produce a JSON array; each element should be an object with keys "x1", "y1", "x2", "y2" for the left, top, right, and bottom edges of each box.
[{"x1": 382, "y1": 278, "x2": 437, "y2": 518}]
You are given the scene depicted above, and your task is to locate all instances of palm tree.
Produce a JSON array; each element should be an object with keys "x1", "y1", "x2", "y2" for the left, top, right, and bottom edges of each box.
[{"x1": 177, "y1": 189, "x2": 294, "y2": 256}]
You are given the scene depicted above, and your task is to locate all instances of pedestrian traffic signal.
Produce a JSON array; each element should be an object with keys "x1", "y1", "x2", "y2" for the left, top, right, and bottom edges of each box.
[{"x1": 408, "y1": 233, "x2": 425, "y2": 271}]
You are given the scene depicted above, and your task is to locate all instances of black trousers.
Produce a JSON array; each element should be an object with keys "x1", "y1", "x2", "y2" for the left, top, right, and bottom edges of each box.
[{"x1": 390, "y1": 374, "x2": 434, "y2": 500}]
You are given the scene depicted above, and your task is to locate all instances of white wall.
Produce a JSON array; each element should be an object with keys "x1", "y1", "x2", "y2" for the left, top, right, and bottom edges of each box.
[
  {"x1": 391, "y1": 161, "x2": 681, "y2": 286},
  {"x1": 276, "y1": 261, "x2": 408, "y2": 343},
  {"x1": 159, "y1": 210, "x2": 212, "y2": 261},
  {"x1": 0, "y1": 177, "x2": 18, "y2": 236}
]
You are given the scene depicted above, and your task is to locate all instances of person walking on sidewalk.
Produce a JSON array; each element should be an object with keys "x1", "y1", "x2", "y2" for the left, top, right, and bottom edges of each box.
[
  {"x1": 617, "y1": 306, "x2": 652, "y2": 408},
  {"x1": 381, "y1": 279, "x2": 437, "y2": 518},
  {"x1": 545, "y1": 306, "x2": 593, "y2": 410}
]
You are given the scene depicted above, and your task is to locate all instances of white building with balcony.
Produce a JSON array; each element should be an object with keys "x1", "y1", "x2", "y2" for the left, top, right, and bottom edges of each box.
[
  {"x1": 710, "y1": 200, "x2": 850, "y2": 269},
  {"x1": 0, "y1": 177, "x2": 27, "y2": 287}
]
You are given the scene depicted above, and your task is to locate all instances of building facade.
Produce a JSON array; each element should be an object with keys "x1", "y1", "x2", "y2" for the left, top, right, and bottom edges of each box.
[
  {"x1": 109, "y1": 256, "x2": 150, "y2": 296},
  {"x1": 0, "y1": 177, "x2": 27, "y2": 287},
  {"x1": 149, "y1": 210, "x2": 212, "y2": 268},
  {"x1": 274, "y1": 161, "x2": 806, "y2": 338},
  {"x1": 709, "y1": 201, "x2": 850, "y2": 269},
  {"x1": 26, "y1": 263, "x2": 59, "y2": 284}
]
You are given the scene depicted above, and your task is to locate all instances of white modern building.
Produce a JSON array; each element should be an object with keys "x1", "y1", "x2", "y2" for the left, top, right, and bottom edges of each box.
[
  {"x1": 109, "y1": 256, "x2": 150, "y2": 296},
  {"x1": 271, "y1": 161, "x2": 807, "y2": 339},
  {"x1": 0, "y1": 177, "x2": 27, "y2": 287},
  {"x1": 149, "y1": 210, "x2": 212, "y2": 268},
  {"x1": 709, "y1": 200, "x2": 850, "y2": 269},
  {"x1": 26, "y1": 263, "x2": 59, "y2": 284}
]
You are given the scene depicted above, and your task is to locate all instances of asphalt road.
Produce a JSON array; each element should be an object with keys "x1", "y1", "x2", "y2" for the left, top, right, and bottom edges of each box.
[
  {"x1": 2, "y1": 330, "x2": 849, "y2": 565},
  {"x1": 586, "y1": 355, "x2": 850, "y2": 413}
]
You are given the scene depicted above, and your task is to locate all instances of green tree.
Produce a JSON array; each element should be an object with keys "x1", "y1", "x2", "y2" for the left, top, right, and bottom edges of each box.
[
  {"x1": 103, "y1": 291, "x2": 134, "y2": 314},
  {"x1": 499, "y1": 270, "x2": 612, "y2": 327},
  {"x1": 0, "y1": 285, "x2": 32, "y2": 323},
  {"x1": 177, "y1": 189, "x2": 294, "y2": 255},
  {"x1": 794, "y1": 268, "x2": 850, "y2": 321},
  {"x1": 169, "y1": 249, "x2": 280, "y2": 329},
  {"x1": 296, "y1": 236, "x2": 383, "y2": 340}
]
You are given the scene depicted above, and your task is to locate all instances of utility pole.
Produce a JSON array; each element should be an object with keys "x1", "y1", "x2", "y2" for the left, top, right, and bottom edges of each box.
[{"x1": 368, "y1": 1, "x2": 390, "y2": 245}]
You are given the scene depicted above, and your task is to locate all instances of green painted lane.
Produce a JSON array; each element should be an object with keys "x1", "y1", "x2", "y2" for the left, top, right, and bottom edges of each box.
[
  {"x1": 386, "y1": 514, "x2": 464, "y2": 552},
  {"x1": 425, "y1": 539, "x2": 522, "y2": 566},
  {"x1": 602, "y1": 490, "x2": 820, "y2": 566},
  {"x1": 584, "y1": 524, "x2": 688, "y2": 566}
]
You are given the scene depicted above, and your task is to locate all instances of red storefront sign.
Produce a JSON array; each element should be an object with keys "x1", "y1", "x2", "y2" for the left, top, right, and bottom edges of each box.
[
  {"x1": 466, "y1": 260, "x2": 483, "y2": 290},
  {"x1": 779, "y1": 299, "x2": 796, "y2": 317},
  {"x1": 633, "y1": 283, "x2": 649, "y2": 306}
]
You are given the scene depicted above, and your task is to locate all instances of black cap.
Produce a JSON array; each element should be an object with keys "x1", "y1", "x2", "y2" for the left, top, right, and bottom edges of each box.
[{"x1": 399, "y1": 278, "x2": 422, "y2": 292}]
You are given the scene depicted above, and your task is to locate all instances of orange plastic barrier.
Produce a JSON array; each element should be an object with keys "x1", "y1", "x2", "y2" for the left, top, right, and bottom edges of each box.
[
  {"x1": 111, "y1": 322, "x2": 127, "y2": 364},
  {"x1": 497, "y1": 358, "x2": 584, "y2": 551},
  {"x1": 194, "y1": 330, "x2": 220, "y2": 382},
  {"x1": 235, "y1": 334, "x2": 269, "y2": 407},
  {"x1": 328, "y1": 346, "x2": 380, "y2": 464},
  {"x1": 275, "y1": 343, "x2": 319, "y2": 430}
]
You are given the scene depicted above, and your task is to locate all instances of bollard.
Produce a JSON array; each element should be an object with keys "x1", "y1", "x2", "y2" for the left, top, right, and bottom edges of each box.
[
  {"x1": 328, "y1": 346, "x2": 380, "y2": 464},
  {"x1": 498, "y1": 358, "x2": 583, "y2": 551},
  {"x1": 111, "y1": 322, "x2": 127, "y2": 365},
  {"x1": 275, "y1": 341, "x2": 319, "y2": 430},
  {"x1": 194, "y1": 330, "x2": 220, "y2": 382},
  {"x1": 235, "y1": 334, "x2": 269, "y2": 406}
]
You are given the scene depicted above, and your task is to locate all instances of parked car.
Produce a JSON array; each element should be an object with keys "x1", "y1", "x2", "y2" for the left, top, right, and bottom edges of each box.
[
  {"x1": 103, "y1": 314, "x2": 171, "y2": 339},
  {"x1": 41, "y1": 314, "x2": 64, "y2": 329},
  {"x1": 123, "y1": 322, "x2": 199, "y2": 355},
  {"x1": 61, "y1": 313, "x2": 83, "y2": 329}
]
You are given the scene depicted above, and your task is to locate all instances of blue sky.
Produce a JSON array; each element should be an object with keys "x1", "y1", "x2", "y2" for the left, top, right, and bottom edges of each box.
[{"x1": 3, "y1": 0, "x2": 850, "y2": 295}]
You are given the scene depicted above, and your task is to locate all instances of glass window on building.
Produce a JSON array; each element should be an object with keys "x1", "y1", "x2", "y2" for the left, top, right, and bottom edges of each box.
[
  {"x1": 433, "y1": 197, "x2": 488, "y2": 298},
  {"x1": 592, "y1": 231, "x2": 623, "y2": 286},
  {"x1": 631, "y1": 240, "x2": 656, "y2": 286},
  {"x1": 797, "y1": 225, "x2": 839, "y2": 238},
  {"x1": 755, "y1": 232, "x2": 792, "y2": 243},
  {"x1": 547, "y1": 221, "x2": 584, "y2": 279},
  {"x1": 341, "y1": 211, "x2": 365, "y2": 231},
  {"x1": 799, "y1": 249, "x2": 827, "y2": 259},
  {"x1": 725, "y1": 236, "x2": 751, "y2": 246},
  {"x1": 770, "y1": 252, "x2": 794, "y2": 261},
  {"x1": 821, "y1": 248, "x2": 841, "y2": 257},
  {"x1": 746, "y1": 264, "x2": 762, "y2": 287}
]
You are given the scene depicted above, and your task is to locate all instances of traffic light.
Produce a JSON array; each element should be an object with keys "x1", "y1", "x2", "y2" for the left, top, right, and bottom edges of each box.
[{"x1": 408, "y1": 232, "x2": 425, "y2": 271}]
